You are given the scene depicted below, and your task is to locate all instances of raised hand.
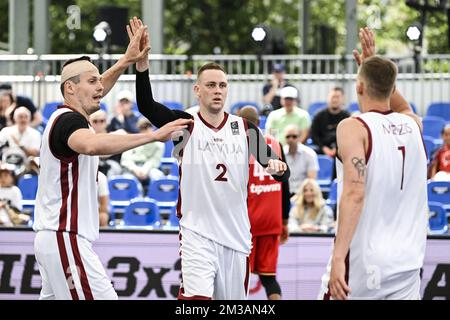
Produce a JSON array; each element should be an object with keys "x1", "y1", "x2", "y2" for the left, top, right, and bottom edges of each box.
[
  {"x1": 353, "y1": 27, "x2": 376, "y2": 66},
  {"x1": 127, "y1": 16, "x2": 150, "y2": 71},
  {"x1": 123, "y1": 22, "x2": 150, "y2": 65}
]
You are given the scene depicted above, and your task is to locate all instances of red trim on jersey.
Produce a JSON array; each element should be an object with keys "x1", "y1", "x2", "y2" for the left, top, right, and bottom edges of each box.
[
  {"x1": 58, "y1": 162, "x2": 69, "y2": 232},
  {"x1": 177, "y1": 287, "x2": 212, "y2": 300},
  {"x1": 56, "y1": 232, "x2": 79, "y2": 300},
  {"x1": 176, "y1": 165, "x2": 183, "y2": 218},
  {"x1": 70, "y1": 159, "x2": 79, "y2": 233},
  {"x1": 244, "y1": 257, "x2": 250, "y2": 297},
  {"x1": 49, "y1": 112, "x2": 78, "y2": 163},
  {"x1": 69, "y1": 233, "x2": 94, "y2": 300},
  {"x1": 355, "y1": 117, "x2": 372, "y2": 163},
  {"x1": 368, "y1": 109, "x2": 393, "y2": 115},
  {"x1": 197, "y1": 111, "x2": 229, "y2": 132},
  {"x1": 176, "y1": 121, "x2": 194, "y2": 218}
]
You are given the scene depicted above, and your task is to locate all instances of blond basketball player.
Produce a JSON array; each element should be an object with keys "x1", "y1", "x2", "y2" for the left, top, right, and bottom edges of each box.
[
  {"x1": 33, "y1": 26, "x2": 192, "y2": 300},
  {"x1": 318, "y1": 28, "x2": 428, "y2": 300},
  {"x1": 128, "y1": 17, "x2": 290, "y2": 300}
]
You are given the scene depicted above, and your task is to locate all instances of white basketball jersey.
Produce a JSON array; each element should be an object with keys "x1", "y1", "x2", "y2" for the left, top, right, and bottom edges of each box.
[
  {"x1": 177, "y1": 112, "x2": 251, "y2": 254},
  {"x1": 33, "y1": 107, "x2": 100, "y2": 242},
  {"x1": 330, "y1": 111, "x2": 428, "y2": 297}
]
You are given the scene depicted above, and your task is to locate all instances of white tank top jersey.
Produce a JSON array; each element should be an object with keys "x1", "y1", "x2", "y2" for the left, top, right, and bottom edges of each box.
[
  {"x1": 334, "y1": 111, "x2": 428, "y2": 294},
  {"x1": 33, "y1": 107, "x2": 100, "y2": 242},
  {"x1": 176, "y1": 112, "x2": 251, "y2": 254}
]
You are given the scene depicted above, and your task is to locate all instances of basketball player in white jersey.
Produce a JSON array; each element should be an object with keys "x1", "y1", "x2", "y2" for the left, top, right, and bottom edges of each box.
[
  {"x1": 33, "y1": 25, "x2": 192, "y2": 300},
  {"x1": 128, "y1": 17, "x2": 290, "y2": 299},
  {"x1": 319, "y1": 27, "x2": 428, "y2": 300}
]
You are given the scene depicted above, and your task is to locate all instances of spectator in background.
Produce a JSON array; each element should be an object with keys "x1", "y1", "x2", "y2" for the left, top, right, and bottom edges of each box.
[
  {"x1": 0, "y1": 83, "x2": 43, "y2": 128},
  {"x1": 283, "y1": 124, "x2": 319, "y2": 197},
  {"x1": 0, "y1": 92, "x2": 14, "y2": 129},
  {"x1": 265, "y1": 86, "x2": 311, "y2": 145},
  {"x1": 429, "y1": 124, "x2": 450, "y2": 181},
  {"x1": 0, "y1": 107, "x2": 41, "y2": 175},
  {"x1": 0, "y1": 164, "x2": 28, "y2": 226},
  {"x1": 97, "y1": 171, "x2": 110, "y2": 227},
  {"x1": 262, "y1": 63, "x2": 292, "y2": 114},
  {"x1": 107, "y1": 90, "x2": 139, "y2": 133},
  {"x1": 90, "y1": 110, "x2": 125, "y2": 177},
  {"x1": 120, "y1": 117, "x2": 165, "y2": 192},
  {"x1": 311, "y1": 87, "x2": 350, "y2": 157},
  {"x1": 288, "y1": 178, "x2": 334, "y2": 233}
]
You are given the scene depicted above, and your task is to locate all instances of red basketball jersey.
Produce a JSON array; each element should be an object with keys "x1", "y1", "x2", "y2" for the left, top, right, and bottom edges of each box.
[{"x1": 247, "y1": 135, "x2": 283, "y2": 236}]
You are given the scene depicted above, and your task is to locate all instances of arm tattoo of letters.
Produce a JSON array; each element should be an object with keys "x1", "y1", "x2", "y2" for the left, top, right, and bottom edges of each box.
[{"x1": 351, "y1": 157, "x2": 365, "y2": 179}]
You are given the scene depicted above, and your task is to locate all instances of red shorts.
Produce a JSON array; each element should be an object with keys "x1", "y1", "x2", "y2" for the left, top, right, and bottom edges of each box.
[{"x1": 249, "y1": 234, "x2": 279, "y2": 275}]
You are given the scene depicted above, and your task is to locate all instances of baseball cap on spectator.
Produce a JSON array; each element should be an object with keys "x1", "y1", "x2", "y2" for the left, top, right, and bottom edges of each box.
[
  {"x1": 117, "y1": 90, "x2": 134, "y2": 102},
  {"x1": 0, "y1": 83, "x2": 12, "y2": 91},
  {"x1": 272, "y1": 63, "x2": 285, "y2": 73},
  {"x1": 280, "y1": 86, "x2": 298, "y2": 99}
]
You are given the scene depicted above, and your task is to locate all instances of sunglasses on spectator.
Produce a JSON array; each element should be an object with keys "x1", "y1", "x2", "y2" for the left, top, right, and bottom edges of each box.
[
  {"x1": 285, "y1": 134, "x2": 298, "y2": 139},
  {"x1": 92, "y1": 119, "x2": 106, "y2": 124}
]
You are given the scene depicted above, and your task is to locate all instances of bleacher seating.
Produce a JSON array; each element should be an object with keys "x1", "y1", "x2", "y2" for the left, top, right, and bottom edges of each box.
[
  {"x1": 423, "y1": 116, "x2": 446, "y2": 140},
  {"x1": 159, "y1": 157, "x2": 179, "y2": 177},
  {"x1": 108, "y1": 175, "x2": 142, "y2": 223},
  {"x1": 426, "y1": 102, "x2": 450, "y2": 121},
  {"x1": 307, "y1": 102, "x2": 327, "y2": 118},
  {"x1": 147, "y1": 176, "x2": 179, "y2": 207},
  {"x1": 122, "y1": 198, "x2": 161, "y2": 228},
  {"x1": 428, "y1": 202, "x2": 448, "y2": 234},
  {"x1": 317, "y1": 155, "x2": 334, "y2": 192},
  {"x1": 18, "y1": 174, "x2": 38, "y2": 216},
  {"x1": 427, "y1": 181, "x2": 450, "y2": 214}
]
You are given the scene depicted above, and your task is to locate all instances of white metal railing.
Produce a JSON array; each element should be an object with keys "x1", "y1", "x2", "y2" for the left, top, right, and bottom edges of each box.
[{"x1": 1, "y1": 54, "x2": 450, "y2": 76}]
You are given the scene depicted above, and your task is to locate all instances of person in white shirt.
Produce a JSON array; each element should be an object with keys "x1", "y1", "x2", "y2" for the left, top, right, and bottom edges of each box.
[
  {"x1": 0, "y1": 107, "x2": 41, "y2": 173},
  {"x1": 0, "y1": 165, "x2": 24, "y2": 226},
  {"x1": 283, "y1": 124, "x2": 319, "y2": 196}
]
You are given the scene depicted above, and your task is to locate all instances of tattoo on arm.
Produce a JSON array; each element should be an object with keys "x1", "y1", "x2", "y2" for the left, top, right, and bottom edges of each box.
[{"x1": 351, "y1": 157, "x2": 366, "y2": 179}]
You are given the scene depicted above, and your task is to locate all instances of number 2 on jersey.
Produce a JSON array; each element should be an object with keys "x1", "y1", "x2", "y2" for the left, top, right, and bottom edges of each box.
[
  {"x1": 215, "y1": 164, "x2": 228, "y2": 182},
  {"x1": 397, "y1": 146, "x2": 405, "y2": 190}
]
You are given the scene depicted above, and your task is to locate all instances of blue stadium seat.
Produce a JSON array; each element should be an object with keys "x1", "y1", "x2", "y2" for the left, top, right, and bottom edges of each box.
[
  {"x1": 307, "y1": 102, "x2": 327, "y2": 118},
  {"x1": 426, "y1": 102, "x2": 450, "y2": 121},
  {"x1": 159, "y1": 157, "x2": 179, "y2": 176},
  {"x1": 427, "y1": 181, "x2": 450, "y2": 210},
  {"x1": 161, "y1": 101, "x2": 185, "y2": 111},
  {"x1": 99, "y1": 102, "x2": 107, "y2": 112},
  {"x1": 409, "y1": 102, "x2": 418, "y2": 114},
  {"x1": 123, "y1": 198, "x2": 161, "y2": 228},
  {"x1": 428, "y1": 202, "x2": 448, "y2": 235},
  {"x1": 42, "y1": 102, "x2": 62, "y2": 121},
  {"x1": 160, "y1": 205, "x2": 179, "y2": 229},
  {"x1": 147, "y1": 176, "x2": 179, "y2": 207},
  {"x1": 423, "y1": 136, "x2": 440, "y2": 161},
  {"x1": 423, "y1": 116, "x2": 446, "y2": 140},
  {"x1": 347, "y1": 102, "x2": 360, "y2": 114},
  {"x1": 259, "y1": 115, "x2": 267, "y2": 130},
  {"x1": 18, "y1": 174, "x2": 38, "y2": 216},
  {"x1": 317, "y1": 155, "x2": 334, "y2": 192},
  {"x1": 108, "y1": 175, "x2": 142, "y2": 223},
  {"x1": 230, "y1": 102, "x2": 260, "y2": 115},
  {"x1": 164, "y1": 140, "x2": 174, "y2": 158},
  {"x1": 325, "y1": 179, "x2": 338, "y2": 209}
]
